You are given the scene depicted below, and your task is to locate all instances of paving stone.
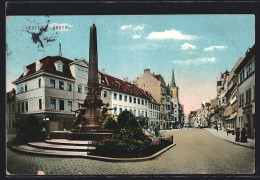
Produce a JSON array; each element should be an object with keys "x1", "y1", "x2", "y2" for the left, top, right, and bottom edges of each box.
[{"x1": 7, "y1": 128, "x2": 255, "y2": 175}]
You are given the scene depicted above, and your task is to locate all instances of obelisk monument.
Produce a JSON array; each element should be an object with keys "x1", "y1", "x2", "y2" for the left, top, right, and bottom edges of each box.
[{"x1": 71, "y1": 24, "x2": 103, "y2": 132}]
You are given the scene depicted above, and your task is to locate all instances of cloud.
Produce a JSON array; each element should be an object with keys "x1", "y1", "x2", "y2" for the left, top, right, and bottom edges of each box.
[
  {"x1": 132, "y1": 35, "x2": 141, "y2": 39},
  {"x1": 146, "y1": 29, "x2": 198, "y2": 40},
  {"x1": 173, "y1": 57, "x2": 216, "y2": 66},
  {"x1": 181, "y1": 43, "x2": 197, "y2": 50},
  {"x1": 120, "y1": 24, "x2": 145, "y2": 31},
  {"x1": 49, "y1": 23, "x2": 73, "y2": 31},
  {"x1": 204, "y1": 46, "x2": 227, "y2": 51}
]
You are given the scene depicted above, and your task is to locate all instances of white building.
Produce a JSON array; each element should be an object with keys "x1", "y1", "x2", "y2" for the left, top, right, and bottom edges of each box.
[{"x1": 12, "y1": 51, "x2": 160, "y2": 131}]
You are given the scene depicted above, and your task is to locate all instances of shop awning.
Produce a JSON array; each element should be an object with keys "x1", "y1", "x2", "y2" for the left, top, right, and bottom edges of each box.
[{"x1": 226, "y1": 112, "x2": 237, "y2": 120}]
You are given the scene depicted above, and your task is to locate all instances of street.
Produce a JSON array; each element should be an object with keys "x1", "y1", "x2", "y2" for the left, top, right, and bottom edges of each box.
[{"x1": 6, "y1": 128, "x2": 255, "y2": 175}]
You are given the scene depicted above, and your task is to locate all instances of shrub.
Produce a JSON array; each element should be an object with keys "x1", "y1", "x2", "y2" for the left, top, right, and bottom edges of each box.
[
  {"x1": 117, "y1": 110, "x2": 134, "y2": 129},
  {"x1": 14, "y1": 116, "x2": 49, "y2": 145},
  {"x1": 103, "y1": 116, "x2": 118, "y2": 131}
]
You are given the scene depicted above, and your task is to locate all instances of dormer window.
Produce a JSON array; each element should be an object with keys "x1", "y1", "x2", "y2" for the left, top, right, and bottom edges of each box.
[
  {"x1": 55, "y1": 61, "x2": 63, "y2": 72},
  {"x1": 23, "y1": 66, "x2": 29, "y2": 76},
  {"x1": 57, "y1": 63, "x2": 63, "y2": 72},
  {"x1": 35, "y1": 60, "x2": 42, "y2": 71}
]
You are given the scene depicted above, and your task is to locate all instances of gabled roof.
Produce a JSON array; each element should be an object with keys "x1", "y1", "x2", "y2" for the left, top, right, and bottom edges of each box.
[
  {"x1": 100, "y1": 73, "x2": 152, "y2": 100},
  {"x1": 14, "y1": 56, "x2": 75, "y2": 83}
]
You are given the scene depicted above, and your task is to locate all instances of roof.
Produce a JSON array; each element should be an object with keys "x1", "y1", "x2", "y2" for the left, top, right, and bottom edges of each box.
[
  {"x1": 14, "y1": 56, "x2": 75, "y2": 83},
  {"x1": 234, "y1": 44, "x2": 255, "y2": 74},
  {"x1": 6, "y1": 88, "x2": 16, "y2": 102},
  {"x1": 153, "y1": 74, "x2": 161, "y2": 81},
  {"x1": 100, "y1": 73, "x2": 155, "y2": 100}
]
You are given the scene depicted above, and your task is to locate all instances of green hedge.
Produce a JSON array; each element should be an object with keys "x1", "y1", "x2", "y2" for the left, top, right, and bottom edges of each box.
[{"x1": 91, "y1": 138, "x2": 172, "y2": 158}]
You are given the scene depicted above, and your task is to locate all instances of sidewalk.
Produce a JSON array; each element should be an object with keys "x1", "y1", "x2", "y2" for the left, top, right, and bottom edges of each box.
[{"x1": 205, "y1": 128, "x2": 255, "y2": 149}]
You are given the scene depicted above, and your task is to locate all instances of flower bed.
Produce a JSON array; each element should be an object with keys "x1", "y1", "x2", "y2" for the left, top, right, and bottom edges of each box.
[{"x1": 90, "y1": 138, "x2": 172, "y2": 158}]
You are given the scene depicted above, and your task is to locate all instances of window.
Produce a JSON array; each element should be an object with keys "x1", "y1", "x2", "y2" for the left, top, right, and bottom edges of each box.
[
  {"x1": 142, "y1": 99, "x2": 144, "y2": 105},
  {"x1": 114, "y1": 105, "x2": 117, "y2": 115},
  {"x1": 17, "y1": 85, "x2": 20, "y2": 94},
  {"x1": 138, "y1": 110, "x2": 140, "y2": 116},
  {"x1": 85, "y1": 71, "x2": 88, "y2": 79},
  {"x1": 242, "y1": 93, "x2": 244, "y2": 106},
  {"x1": 104, "y1": 91, "x2": 107, "y2": 98},
  {"x1": 25, "y1": 82, "x2": 27, "y2": 92},
  {"x1": 25, "y1": 101, "x2": 28, "y2": 111},
  {"x1": 246, "y1": 62, "x2": 253, "y2": 77},
  {"x1": 12, "y1": 104, "x2": 15, "y2": 112},
  {"x1": 21, "y1": 102, "x2": 24, "y2": 112},
  {"x1": 36, "y1": 61, "x2": 41, "y2": 71},
  {"x1": 57, "y1": 63, "x2": 63, "y2": 72},
  {"x1": 59, "y1": 100, "x2": 64, "y2": 110},
  {"x1": 77, "y1": 68, "x2": 81, "y2": 77},
  {"x1": 50, "y1": 79, "x2": 55, "y2": 88},
  {"x1": 134, "y1": 110, "x2": 136, "y2": 116},
  {"x1": 8, "y1": 120, "x2": 11, "y2": 129},
  {"x1": 12, "y1": 120, "x2": 15, "y2": 129},
  {"x1": 50, "y1": 99, "x2": 56, "y2": 110},
  {"x1": 84, "y1": 86, "x2": 88, "y2": 94},
  {"x1": 20, "y1": 84, "x2": 24, "y2": 93},
  {"x1": 78, "y1": 103, "x2": 82, "y2": 109},
  {"x1": 145, "y1": 100, "x2": 147, "y2": 106},
  {"x1": 39, "y1": 79, "x2": 41, "y2": 88},
  {"x1": 67, "y1": 83, "x2": 72, "y2": 91},
  {"x1": 68, "y1": 101, "x2": 72, "y2": 111},
  {"x1": 81, "y1": 70, "x2": 84, "y2": 78},
  {"x1": 134, "y1": 98, "x2": 136, "y2": 104},
  {"x1": 239, "y1": 70, "x2": 245, "y2": 84},
  {"x1": 119, "y1": 94, "x2": 122, "y2": 101},
  {"x1": 124, "y1": 95, "x2": 127, "y2": 102},
  {"x1": 18, "y1": 103, "x2": 20, "y2": 112},
  {"x1": 59, "y1": 81, "x2": 64, "y2": 90},
  {"x1": 78, "y1": 85, "x2": 82, "y2": 93},
  {"x1": 246, "y1": 88, "x2": 251, "y2": 104},
  {"x1": 129, "y1": 96, "x2": 132, "y2": 103},
  {"x1": 39, "y1": 99, "x2": 42, "y2": 110},
  {"x1": 119, "y1": 108, "x2": 123, "y2": 113},
  {"x1": 114, "y1": 93, "x2": 117, "y2": 100},
  {"x1": 138, "y1": 98, "x2": 140, "y2": 104}
]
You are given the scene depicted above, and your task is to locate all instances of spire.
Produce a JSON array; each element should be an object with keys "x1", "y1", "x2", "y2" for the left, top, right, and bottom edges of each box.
[
  {"x1": 58, "y1": 43, "x2": 62, "y2": 56},
  {"x1": 170, "y1": 69, "x2": 176, "y2": 87}
]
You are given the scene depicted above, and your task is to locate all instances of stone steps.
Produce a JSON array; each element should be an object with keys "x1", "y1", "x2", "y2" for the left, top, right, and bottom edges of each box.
[
  {"x1": 45, "y1": 139, "x2": 98, "y2": 146},
  {"x1": 10, "y1": 145, "x2": 89, "y2": 158},
  {"x1": 28, "y1": 142, "x2": 95, "y2": 152}
]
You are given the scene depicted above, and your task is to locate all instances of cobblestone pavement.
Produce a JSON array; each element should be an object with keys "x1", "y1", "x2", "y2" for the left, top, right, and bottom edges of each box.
[{"x1": 6, "y1": 128, "x2": 255, "y2": 175}]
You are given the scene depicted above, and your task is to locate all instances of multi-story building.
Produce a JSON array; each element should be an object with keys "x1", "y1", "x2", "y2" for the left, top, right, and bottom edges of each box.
[
  {"x1": 188, "y1": 111, "x2": 196, "y2": 128},
  {"x1": 234, "y1": 44, "x2": 255, "y2": 138},
  {"x1": 218, "y1": 70, "x2": 230, "y2": 130},
  {"x1": 194, "y1": 108, "x2": 201, "y2": 128},
  {"x1": 136, "y1": 69, "x2": 167, "y2": 129},
  {"x1": 6, "y1": 88, "x2": 16, "y2": 134},
  {"x1": 201, "y1": 102, "x2": 210, "y2": 127},
  {"x1": 12, "y1": 48, "x2": 161, "y2": 132},
  {"x1": 223, "y1": 58, "x2": 243, "y2": 131}
]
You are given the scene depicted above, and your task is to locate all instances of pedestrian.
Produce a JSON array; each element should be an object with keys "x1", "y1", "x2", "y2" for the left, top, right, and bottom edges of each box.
[
  {"x1": 227, "y1": 126, "x2": 230, "y2": 136},
  {"x1": 215, "y1": 125, "x2": 218, "y2": 131}
]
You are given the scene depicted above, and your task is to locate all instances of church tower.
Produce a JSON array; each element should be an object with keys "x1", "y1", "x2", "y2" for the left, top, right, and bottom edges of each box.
[{"x1": 170, "y1": 69, "x2": 179, "y2": 100}]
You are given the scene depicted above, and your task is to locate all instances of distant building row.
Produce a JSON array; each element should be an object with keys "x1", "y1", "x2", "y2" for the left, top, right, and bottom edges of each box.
[{"x1": 188, "y1": 44, "x2": 255, "y2": 139}]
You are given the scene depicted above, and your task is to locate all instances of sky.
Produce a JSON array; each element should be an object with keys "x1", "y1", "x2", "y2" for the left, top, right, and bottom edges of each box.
[{"x1": 6, "y1": 15, "x2": 255, "y2": 115}]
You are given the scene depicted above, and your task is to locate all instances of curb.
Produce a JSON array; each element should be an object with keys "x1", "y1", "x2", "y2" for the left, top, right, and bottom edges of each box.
[
  {"x1": 9, "y1": 143, "x2": 176, "y2": 162},
  {"x1": 204, "y1": 129, "x2": 255, "y2": 149}
]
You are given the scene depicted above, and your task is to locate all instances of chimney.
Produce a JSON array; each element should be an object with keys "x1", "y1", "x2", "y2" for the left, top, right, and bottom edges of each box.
[
  {"x1": 144, "y1": 69, "x2": 150, "y2": 74},
  {"x1": 126, "y1": 77, "x2": 128, "y2": 82},
  {"x1": 101, "y1": 68, "x2": 105, "y2": 74}
]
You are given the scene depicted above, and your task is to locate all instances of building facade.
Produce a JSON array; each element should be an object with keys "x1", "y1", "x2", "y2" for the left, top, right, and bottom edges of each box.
[
  {"x1": 234, "y1": 44, "x2": 255, "y2": 138},
  {"x1": 6, "y1": 88, "x2": 16, "y2": 134}
]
